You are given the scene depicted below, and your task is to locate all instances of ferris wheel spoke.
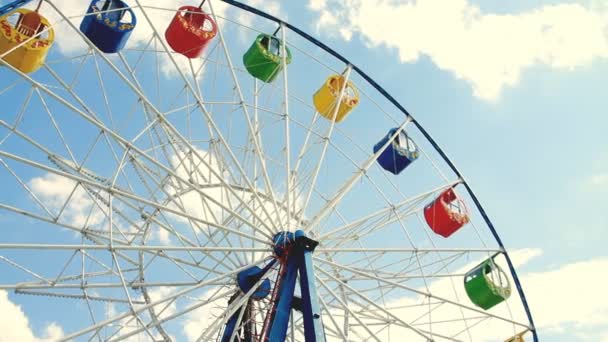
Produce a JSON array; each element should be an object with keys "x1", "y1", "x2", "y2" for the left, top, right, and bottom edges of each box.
[
  {"x1": 304, "y1": 118, "x2": 412, "y2": 234},
  {"x1": 195, "y1": 259, "x2": 279, "y2": 342},
  {"x1": 128, "y1": 138, "x2": 246, "y2": 269},
  {"x1": 114, "y1": 47, "x2": 278, "y2": 246},
  {"x1": 4, "y1": 279, "x2": 229, "y2": 292},
  {"x1": 319, "y1": 181, "x2": 459, "y2": 242},
  {"x1": 353, "y1": 239, "x2": 392, "y2": 316},
  {"x1": 91, "y1": 53, "x2": 119, "y2": 131},
  {"x1": 314, "y1": 271, "x2": 382, "y2": 341},
  {"x1": 109, "y1": 287, "x2": 234, "y2": 342},
  {"x1": 316, "y1": 264, "x2": 448, "y2": 341},
  {"x1": 317, "y1": 255, "x2": 465, "y2": 286},
  {"x1": 0, "y1": 178, "x2": 124, "y2": 246},
  {"x1": 0, "y1": 157, "x2": 57, "y2": 217},
  {"x1": 279, "y1": 23, "x2": 295, "y2": 229},
  {"x1": 290, "y1": 109, "x2": 321, "y2": 192},
  {"x1": 0, "y1": 148, "x2": 273, "y2": 250},
  {"x1": 298, "y1": 65, "x2": 353, "y2": 221},
  {"x1": 109, "y1": 252, "x2": 159, "y2": 341},
  {"x1": 317, "y1": 294, "x2": 349, "y2": 340},
  {"x1": 315, "y1": 256, "x2": 530, "y2": 331},
  {"x1": 57, "y1": 255, "x2": 266, "y2": 341},
  {"x1": 207, "y1": 0, "x2": 292, "y2": 232},
  {"x1": 411, "y1": 213, "x2": 479, "y2": 342},
  {"x1": 0, "y1": 244, "x2": 234, "y2": 294},
  {"x1": 129, "y1": 0, "x2": 284, "y2": 235},
  {"x1": 46, "y1": 3, "x2": 281, "y2": 243}
]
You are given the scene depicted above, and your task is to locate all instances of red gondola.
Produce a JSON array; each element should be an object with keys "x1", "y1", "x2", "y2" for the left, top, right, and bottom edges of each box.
[
  {"x1": 165, "y1": 5, "x2": 216, "y2": 59},
  {"x1": 424, "y1": 188, "x2": 469, "y2": 237}
]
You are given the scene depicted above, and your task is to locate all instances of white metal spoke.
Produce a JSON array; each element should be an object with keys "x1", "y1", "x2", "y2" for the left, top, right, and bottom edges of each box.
[
  {"x1": 315, "y1": 256, "x2": 530, "y2": 330},
  {"x1": 304, "y1": 118, "x2": 412, "y2": 233}
]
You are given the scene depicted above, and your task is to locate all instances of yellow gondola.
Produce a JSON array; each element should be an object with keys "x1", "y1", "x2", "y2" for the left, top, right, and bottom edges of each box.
[
  {"x1": 505, "y1": 332, "x2": 526, "y2": 342},
  {"x1": 0, "y1": 8, "x2": 54, "y2": 73},
  {"x1": 313, "y1": 74, "x2": 359, "y2": 122}
]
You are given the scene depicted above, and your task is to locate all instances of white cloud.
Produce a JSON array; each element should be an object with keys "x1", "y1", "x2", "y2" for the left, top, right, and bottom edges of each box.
[
  {"x1": 182, "y1": 288, "x2": 228, "y2": 341},
  {"x1": 146, "y1": 287, "x2": 178, "y2": 320},
  {"x1": 154, "y1": 225, "x2": 172, "y2": 244},
  {"x1": 588, "y1": 173, "x2": 608, "y2": 187},
  {"x1": 308, "y1": 0, "x2": 327, "y2": 11},
  {"x1": 308, "y1": 0, "x2": 608, "y2": 100},
  {"x1": 29, "y1": 173, "x2": 105, "y2": 227},
  {"x1": 524, "y1": 257, "x2": 608, "y2": 337},
  {"x1": 165, "y1": 148, "x2": 229, "y2": 226},
  {"x1": 0, "y1": 290, "x2": 64, "y2": 342},
  {"x1": 165, "y1": 147, "x2": 303, "y2": 238}
]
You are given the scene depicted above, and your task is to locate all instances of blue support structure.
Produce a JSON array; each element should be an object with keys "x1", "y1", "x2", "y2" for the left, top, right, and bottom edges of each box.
[
  {"x1": 0, "y1": 0, "x2": 35, "y2": 16},
  {"x1": 264, "y1": 230, "x2": 326, "y2": 342},
  {"x1": 297, "y1": 232, "x2": 326, "y2": 342},
  {"x1": 222, "y1": 308, "x2": 242, "y2": 342},
  {"x1": 221, "y1": 298, "x2": 254, "y2": 342},
  {"x1": 267, "y1": 253, "x2": 299, "y2": 341}
]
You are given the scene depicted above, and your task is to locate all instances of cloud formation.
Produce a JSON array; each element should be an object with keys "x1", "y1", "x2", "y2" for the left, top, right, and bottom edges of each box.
[
  {"x1": 308, "y1": 0, "x2": 608, "y2": 100},
  {"x1": 524, "y1": 257, "x2": 608, "y2": 339},
  {"x1": 588, "y1": 173, "x2": 608, "y2": 187},
  {"x1": 29, "y1": 172, "x2": 105, "y2": 227},
  {"x1": 0, "y1": 290, "x2": 64, "y2": 342}
]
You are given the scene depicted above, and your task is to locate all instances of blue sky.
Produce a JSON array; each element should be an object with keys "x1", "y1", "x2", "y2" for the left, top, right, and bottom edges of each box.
[{"x1": 0, "y1": 0, "x2": 607, "y2": 341}]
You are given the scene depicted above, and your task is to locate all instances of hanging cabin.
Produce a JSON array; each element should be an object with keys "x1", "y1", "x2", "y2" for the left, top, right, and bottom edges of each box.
[
  {"x1": 0, "y1": 8, "x2": 54, "y2": 73},
  {"x1": 313, "y1": 74, "x2": 359, "y2": 122},
  {"x1": 424, "y1": 188, "x2": 470, "y2": 237},
  {"x1": 165, "y1": 5, "x2": 217, "y2": 58},
  {"x1": 374, "y1": 128, "x2": 419, "y2": 174},
  {"x1": 505, "y1": 333, "x2": 526, "y2": 342},
  {"x1": 243, "y1": 33, "x2": 291, "y2": 83},
  {"x1": 80, "y1": 0, "x2": 136, "y2": 53},
  {"x1": 236, "y1": 265, "x2": 272, "y2": 301},
  {"x1": 464, "y1": 258, "x2": 512, "y2": 310}
]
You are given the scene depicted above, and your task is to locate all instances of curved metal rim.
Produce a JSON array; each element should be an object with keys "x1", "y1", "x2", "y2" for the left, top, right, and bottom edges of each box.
[{"x1": 217, "y1": 0, "x2": 538, "y2": 340}]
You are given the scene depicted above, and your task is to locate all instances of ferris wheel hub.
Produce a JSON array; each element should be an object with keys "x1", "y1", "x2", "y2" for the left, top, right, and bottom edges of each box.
[{"x1": 272, "y1": 230, "x2": 319, "y2": 258}]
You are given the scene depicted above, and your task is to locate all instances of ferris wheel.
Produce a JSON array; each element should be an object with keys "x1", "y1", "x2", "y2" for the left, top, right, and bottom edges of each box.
[{"x1": 0, "y1": 0, "x2": 537, "y2": 341}]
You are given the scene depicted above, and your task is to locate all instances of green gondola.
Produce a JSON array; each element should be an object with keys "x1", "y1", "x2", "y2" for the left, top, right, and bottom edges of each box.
[
  {"x1": 243, "y1": 33, "x2": 292, "y2": 83},
  {"x1": 464, "y1": 258, "x2": 511, "y2": 310}
]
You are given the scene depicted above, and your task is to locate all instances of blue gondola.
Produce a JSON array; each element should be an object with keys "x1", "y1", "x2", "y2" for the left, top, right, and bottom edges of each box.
[
  {"x1": 80, "y1": 0, "x2": 136, "y2": 53},
  {"x1": 374, "y1": 128, "x2": 419, "y2": 175}
]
